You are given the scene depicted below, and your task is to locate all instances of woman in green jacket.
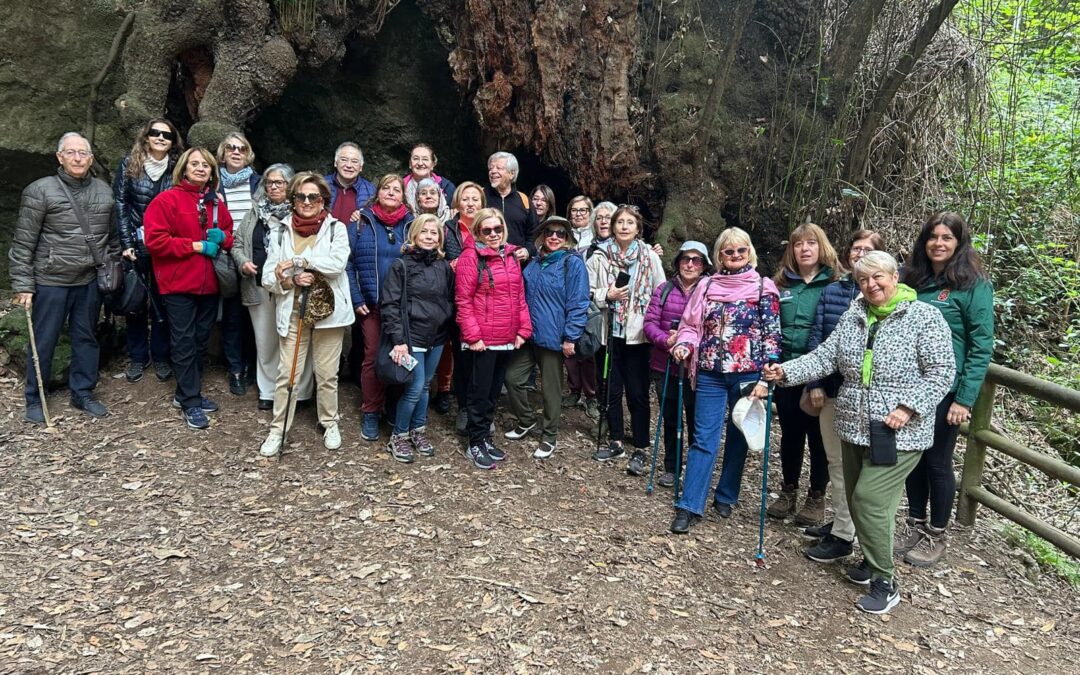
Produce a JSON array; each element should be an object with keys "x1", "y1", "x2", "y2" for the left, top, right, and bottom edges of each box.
[
  {"x1": 898, "y1": 212, "x2": 994, "y2": 567},
  {"x1": 767, "y1": 223, "x2": 842, "y2": 525}
]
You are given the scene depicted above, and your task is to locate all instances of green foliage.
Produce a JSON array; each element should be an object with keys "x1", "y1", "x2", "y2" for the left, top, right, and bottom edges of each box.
[{"x1": 1002, "y1": 524, "x2": 1080, "y2": 589}]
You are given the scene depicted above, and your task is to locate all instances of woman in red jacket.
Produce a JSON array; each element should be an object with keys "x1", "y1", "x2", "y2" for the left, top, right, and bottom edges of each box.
[
  {"x1": 143, "y1": 147, "x2": 235, "y2": 430},
  {"x1": 455, "y1": 208, "x2": 532, "y2": 469}
]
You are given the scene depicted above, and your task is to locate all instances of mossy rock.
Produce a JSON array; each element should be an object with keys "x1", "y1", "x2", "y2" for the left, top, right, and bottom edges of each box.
[{"x1": 0, "y1": 307, "x2": 72, "y2": 387}]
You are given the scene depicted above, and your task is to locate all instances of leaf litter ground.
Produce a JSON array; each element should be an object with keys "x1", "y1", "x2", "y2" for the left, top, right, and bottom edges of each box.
[{"x1": 0, "y1": 367, "x2": 1077, "y2": 673}]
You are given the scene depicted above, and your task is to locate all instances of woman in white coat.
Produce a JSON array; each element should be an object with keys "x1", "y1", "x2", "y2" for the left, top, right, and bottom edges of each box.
[{"x1": 259, "y1": 172, "x2": 354, "y2": 457}]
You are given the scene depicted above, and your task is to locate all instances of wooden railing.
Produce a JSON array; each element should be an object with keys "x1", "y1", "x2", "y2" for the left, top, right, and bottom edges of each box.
[{"x1": 957, "y1": 363, "x2": 1080, "y2": 558}]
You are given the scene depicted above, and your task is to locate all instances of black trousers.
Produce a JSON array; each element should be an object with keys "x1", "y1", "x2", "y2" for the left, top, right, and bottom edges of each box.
[
  {"x1": 24, "y1": 283, "x2": 101, "y2": 405},
  {"x1": 465, "y1": 349, "x2": 512, "y2": 446},
  {"x1": 653, "y1": 366, "x2": 696, "y2": 473},
  {"x1": 905, "y1": 393, "x2": 961, "y2": 528},
  {"x1": 606, "y1": 338, "x2": 652, "y2": 449},
  {"x1": 775, "y1": 384, "x2": 829, "y2": 492},
  {"x1": 452, "y1": 337, "x2": 473, "y2": 409},
  {"x1": 163, "y1": 294, "x2": 217, "y2": 409}
]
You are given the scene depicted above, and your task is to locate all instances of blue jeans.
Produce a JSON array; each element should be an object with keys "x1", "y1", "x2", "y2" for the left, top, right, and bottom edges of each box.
[
  {"x1": 393, "y1": 345, "x2": 444, "y2": 435},
  {"x1": 25, "y1": 283, "x2": 101, "y2": 405},
  {"x1": 676, "y1": 370, "x2": 761, "y2": 516}
]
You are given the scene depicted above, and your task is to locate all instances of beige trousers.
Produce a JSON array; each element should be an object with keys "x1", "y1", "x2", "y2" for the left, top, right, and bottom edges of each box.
[
  {"x1": 270, "y1": 306, "x2": 345, "y2": 434},
  {"x1": 820, "y1": 398, "x2": 856, "y2": 541}
]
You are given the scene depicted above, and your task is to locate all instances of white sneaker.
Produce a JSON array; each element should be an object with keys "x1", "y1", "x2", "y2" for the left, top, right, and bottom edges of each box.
[
  {"x1": 323, "y1": 423, "x2": 342, "y2": 450},
  {"x1": 533, "y1": 440, "x2": 556, "y2": 459},
  {"x1": 504, "y1": 422, "x2": 536, "y2": 440},
  {"x1": 260, "y1": 432, "x2": 282, "y2": 457}
]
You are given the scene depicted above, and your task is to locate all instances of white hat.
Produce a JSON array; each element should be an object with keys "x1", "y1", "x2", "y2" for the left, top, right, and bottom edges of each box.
[
  {"x1": 732, "y1": 396, "x2": 767, "y2": 452},
  {"x1": 676, "y1": 240, "x2": 713, "y2": 266}
]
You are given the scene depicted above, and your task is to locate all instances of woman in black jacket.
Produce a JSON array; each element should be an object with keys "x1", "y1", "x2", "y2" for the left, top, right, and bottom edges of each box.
[
  {"x1": 113, "y1": 117, "x2": 184, "y2": 384},
  {"x1": 380, "y1": 214, "x2": 456, "y2": 463}
]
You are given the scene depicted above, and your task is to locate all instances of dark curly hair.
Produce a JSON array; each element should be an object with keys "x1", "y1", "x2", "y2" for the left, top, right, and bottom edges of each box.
[{"x1": 902, "y1": 212, "x2": 987, "y2": 291}]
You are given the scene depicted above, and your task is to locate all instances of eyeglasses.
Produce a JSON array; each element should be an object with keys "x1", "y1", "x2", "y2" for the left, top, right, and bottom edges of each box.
[
  {"x1": 225, "y1": 143, "x2": 247, "y2": 153},
  {"x1": 146, "y1": 129, "x2": 177, "y2": 141},
  {"x1": 294, "y1": 192, "x2": 323, "y2": 204},
  {"x1": 721, "y1": 247, "x2": 749, "y2": 258},
  {"x1": 544, "y1": 229, "x2": 569, "y2": 240},
  {"x1": 480, "y1": 226, "x2": 505, "y2": 236},
  {"x1": 265, "y1": 179, "x2": 287, "y2": 189},
  {"x1": 851, "y1": 246, "x2": 875, "y2": 255},
  {"x1": 595, "y1": 214, "x2": 612, "y2": 221},
  {"x1": 569, "y1": 208, "x2": 589, "y2": 215},
  {"x1": 679, "y1": 256, "x2": 706, "y2": 267},
  {"x1": 60, "y1": 149, "x2": 92, "y2": 159},
  {"x1": 337, "y1": 158, "x2": 361, "y2": 166}
]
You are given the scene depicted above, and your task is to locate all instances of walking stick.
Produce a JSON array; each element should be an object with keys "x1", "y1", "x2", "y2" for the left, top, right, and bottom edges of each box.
[
  {"x1": 280, "y1": 285, "x2": 311, "y2": 456},
  {"x1": 22, "y1": 300, "x2": 53, "y2": 428},
  {"x1": 755, "y1": 366, "x2": 778, "y2": 568},
  {"x1": 646, "y1": 356, "x2": 672, "y2": 495},
  {"x1": 673, "y1": 362, "x2": 686, "y2": 503},
  {"x1": 595, "y1": 308, "x2": 614, "y2": 455}
]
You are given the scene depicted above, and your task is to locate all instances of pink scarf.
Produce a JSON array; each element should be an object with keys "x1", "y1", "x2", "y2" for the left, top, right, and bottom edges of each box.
[{"x1": 698, "y1": 268, "x2": 778, "y2": 303}]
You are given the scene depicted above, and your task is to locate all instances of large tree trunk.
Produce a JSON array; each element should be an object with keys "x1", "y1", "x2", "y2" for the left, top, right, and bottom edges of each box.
[{"x1": 824, "y1": 0, "x2": 887, "y2": 109}]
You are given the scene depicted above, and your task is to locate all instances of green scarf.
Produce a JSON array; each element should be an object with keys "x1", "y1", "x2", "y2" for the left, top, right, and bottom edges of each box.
[{"x1": 861, "y1": 284, "x2": 917, "y2": 386}]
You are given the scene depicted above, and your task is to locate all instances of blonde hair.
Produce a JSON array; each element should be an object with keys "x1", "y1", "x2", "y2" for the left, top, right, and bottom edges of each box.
[
  {"x1": 216, "y1": 132, "x2": 255, "y2": 167},
  {"x1": 172, "y1": 147, "x2": 219, "y2": 191},
  {"x1": 471, "y1": 208, "x2": 508, "y2": 246},
  {"x1": 712, "y1": 227, "x2": 758, "y2": 268},
  {"x1": 775, "y1": 223, "x2": 842, "y2": 287},
  {"x1": 405, "y1": 213, "x2": 446, "y2": 257},
  {"x1": 853, "y1": 250, "x2": 898, "y2": 280},
  {"x1": 452, "y1": 181, "x2": 487, "y2": 211}
]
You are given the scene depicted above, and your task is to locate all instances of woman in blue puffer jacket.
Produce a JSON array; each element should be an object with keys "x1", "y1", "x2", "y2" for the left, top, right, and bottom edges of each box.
[
  {"x1": 801, "y1": 229, "x2": 885, "y2": 563},
  {"x1": 503, "y1": 217, "x2": 590, "y2": 459}
]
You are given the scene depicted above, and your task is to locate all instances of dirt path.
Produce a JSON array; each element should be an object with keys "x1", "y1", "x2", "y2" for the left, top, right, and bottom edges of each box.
[{"x1": 1, "y1": 367, "x2": 1077, "y2": 674}]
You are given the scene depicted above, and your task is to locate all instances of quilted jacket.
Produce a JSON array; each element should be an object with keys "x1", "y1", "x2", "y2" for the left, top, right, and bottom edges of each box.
[
  {"x1": 346, "y1": 207, "x2": 414, "y2": 309},
  {"x1": 643, "y1": 279, "x2": 694, "y2": 373},
  {"x1": 806, "y1": 275, "x2": 861, "y2": 398},
  {"x1": 112, "y1": 155, "x2": 174, "y2": 253},
  {"x1": 455, "y1": 242, "x2": 532, "y2": 347}
]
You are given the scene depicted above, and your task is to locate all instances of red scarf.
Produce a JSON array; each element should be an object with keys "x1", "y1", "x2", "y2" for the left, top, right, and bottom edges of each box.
[
  {"x1": 372, "y1": 202, "x2": 408, "y2": 226},
  {"x1": 292, "y1": 209, "x2": 328, "y2": 237}
]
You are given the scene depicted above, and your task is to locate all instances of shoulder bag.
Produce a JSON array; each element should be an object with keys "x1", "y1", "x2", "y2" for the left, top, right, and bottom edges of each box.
[{"x1": 375, "y1": 258, "x2": 415, "y2": 386}]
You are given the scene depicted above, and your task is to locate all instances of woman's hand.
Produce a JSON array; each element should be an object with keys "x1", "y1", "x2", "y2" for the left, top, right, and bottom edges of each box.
[
  {"x1": 123, "y1": 248, "x2": 137, "y2": 262},
  {"x1": 946, "y1": 402, "x2": 971, "y2": 426},
  {"x1": 350, "y1": 210, "x2": 361, "y2": 223},
  {"x1": 808, "y1": 388, "x2": 825, "y2": 409},
  {"x1": 391, "y1": 344, "x2": 409, "y2": 365},
  {"x1": 241, "y1": 261, "x2": 258, "y2": 276},
  {"x1": 468, "y1": 340, "x2": 486, "y2": 352},
  {"x1": 672, "y1": 345, "x2": 690, "y2": 362},
  {"x1": 295, "y1": 272, "x2": 314, "y2": 287},
  {"x1": 514, "y1": 248, "x2": 529, "y2": 262},
  {"x1": 514, "y1": 335, "x2": 526, "y2": 349},
  {"x1": 666, "y1": 330, "x2": 678, "y2": 347},
  {"x1": 652, "y1": 243, "x2": 664, "y2": 256},
  {"x1": 762, "y1": 363, "x2": 785, "y2": 382},
  {"x1": 607, "y1": 283, "x2": 629, "y2": 302},
  {"x1": 275, "y1": 259, "x2": 294, "y2": 282},
  {"x1": 449, "y1": 258, "x2": 458, "y2": 271},
  {"x1": 748, "y1": 383, "x2": 769, "y2": 400},
  {"x1": 562, "y1": 341, "x2": 575, "y2": 358},
  {"x1": 884, "y1": 405, "x2": 914, "y2": 430},
  {"x1": 356, "y1": 304, "x2": 370, "y2": 316}
]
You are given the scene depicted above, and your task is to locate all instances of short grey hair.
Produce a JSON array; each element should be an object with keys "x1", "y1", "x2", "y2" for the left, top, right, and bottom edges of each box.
[
  {"x1": 488, "y1": 151, "x2": 519, "y2": 182},
  {"x1": 589, "y1": 200, "x2": 617, "y2": 231},
  {"x1": 57, "y1": 132, "x2": 91, "y2": 154},
  {"x1": 853, "y1": 250, "x2": 899, "y2": 279},
  {"x1": 334, "y1": 141, "x2": 364, "y2": 164},
  {"x1": 254, "y1": 163, "x2": 296, "y2": 203}
]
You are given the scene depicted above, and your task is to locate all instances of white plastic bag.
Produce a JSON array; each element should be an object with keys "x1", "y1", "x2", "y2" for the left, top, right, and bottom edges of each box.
[{"x1": 732, "y1": 396, "x2": 767, "y2": 452}]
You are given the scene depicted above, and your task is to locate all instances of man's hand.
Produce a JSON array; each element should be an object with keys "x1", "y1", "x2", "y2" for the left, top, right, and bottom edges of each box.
[
  {"x1": 350, "y1": 210, "x2": 361, "y2": 223},
  {"x1": 14, "y1": 292, "x2": 33, "y2": 310}
]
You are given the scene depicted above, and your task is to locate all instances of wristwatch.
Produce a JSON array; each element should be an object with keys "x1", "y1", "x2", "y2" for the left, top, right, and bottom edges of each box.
[{"x1": 291, "y1": 256, "x2": 305, "y2": 275}]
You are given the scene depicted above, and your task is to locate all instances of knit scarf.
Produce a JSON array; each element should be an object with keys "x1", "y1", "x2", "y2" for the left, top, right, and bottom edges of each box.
[
  {"x1": 372, "y1": 202, "x2": 408, "y2": 227},
  {"x1": 861, "y1": 283, "x2": 917, "y2": 386},
  {"x1": 700, "y1": 266, "x2": 775, "y2": 303},
  {"x1": 144, "y1": 155, "x2": 168, "y2": 182},
  {"x1": 605, "y1": 240, "x2": 657, "y2": 335},
  {"x1": 257, "y1": 198, "x2": 291, "y2": 223},
  {"x1": 220, "y1": 166, "x2": 254, "y2": 189},
  {"x1": 540, "y1": 248, "x2": 568, "y2": 269},
  {"x1": 292, "y1": 209, "x2": 328, "y2": 238}
]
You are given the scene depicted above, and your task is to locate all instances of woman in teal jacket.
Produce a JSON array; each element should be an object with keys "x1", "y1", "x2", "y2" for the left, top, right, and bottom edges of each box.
[
  {"x1": 768, "y1": 223, "x2": 842, "y2": 525},
  {"x1": 898, "y1": 212, "x2": 994, "y2": 567}
]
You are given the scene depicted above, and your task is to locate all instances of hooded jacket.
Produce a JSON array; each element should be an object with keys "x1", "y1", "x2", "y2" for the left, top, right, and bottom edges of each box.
[
  {"x1": 380, "y1": 247, "x2": 456, "y2": 350},
  {"x1": 346, "y1": 207, "x2": 414, "y2": 309},
  {"x1": 455, "y1": 242, "x2": 532, "y2": 346},
  {"x1": 142, "y1": 181, "x2": 235, "y2": 296},
  {"x1": 522, "y1": 249, "x2": 589, "y2": 352}
]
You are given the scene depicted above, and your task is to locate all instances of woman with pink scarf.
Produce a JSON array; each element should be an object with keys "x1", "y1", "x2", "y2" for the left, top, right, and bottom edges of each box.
[{"x1": 668, "y1": 227, "x2": 782, "y2": 534}]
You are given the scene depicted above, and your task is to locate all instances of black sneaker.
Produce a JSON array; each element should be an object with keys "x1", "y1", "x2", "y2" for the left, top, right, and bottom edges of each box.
[
  {"x1": 670, "y1": 508, "x2": 700, "y2": 534},
  {"x1": 657, "y1": 471, "x2": 675, "y2": 488},
  {"x1": 845, "y1": 559, "x2": 872, "y2": 586},
  {"x1": 71, "y1": 396, "x2": 108, "y2": 418},
  {"x1": 464, "y1": 443, "x2": 496, "y2": 470},
  {"x1": 257, "y1": 398, "x2": 273, "y2": 411},
  {"x1": 483, "y1": 438, "x2": 506, "y2": 462},
  {"x1": 229, "y1": 372, "x2": 246, "y2": 396},
  {"x1": 125, "y1": 361, "x2": 147, "y2": 382},
  {"x1": 25, "y1": 403, "x2": 45, "y2": 425},
  {"x1": 432, "y1": 391, "x2": 451, "y2": 414},
  {"x1": 172, "y1": 397, "x2": 219, "y2": 413},
  {"x1": 713, "y1": 501, "x2": 733, "y2": 519},
  {"x1": 153, "y1": 361, "x2": 173, "y2": 381},
  {"x1": 856, "y1": 578, "x2": 900, "y2": 614},
  {"x1": 455, "y1": 409, "x2": 468, "y2": 435},
  {"x1": 802, "y1": 520, "x2": 834, "y2": 541},
  {"x1": 626, "y1": 450, "x2": 648, "y2": 476},
  {"x1": 243, "y1": 367, "x2": 256, "y2": 386},
  {"x1": 593, "y1": 440, "x2": 625, "y2": 462},
  {"x1": 805, "y1": 533, "x2": 854, "y2": 563}
]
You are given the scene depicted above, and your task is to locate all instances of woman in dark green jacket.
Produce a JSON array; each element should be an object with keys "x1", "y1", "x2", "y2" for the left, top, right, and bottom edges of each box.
[
  {"x1": 767, "y1": 223, "x2": 842, "y2": 525},
  {"x1": 898, "y1": 212, "x2": 994, "y2": 567}
]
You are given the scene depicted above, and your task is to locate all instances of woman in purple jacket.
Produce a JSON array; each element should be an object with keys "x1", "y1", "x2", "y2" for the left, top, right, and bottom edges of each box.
[{"x1": 643, "y1": 241, "x2": 712, "y2": 488}]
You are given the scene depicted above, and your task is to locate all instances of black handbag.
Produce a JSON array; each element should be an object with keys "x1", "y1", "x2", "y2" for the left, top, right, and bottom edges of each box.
[
  {"x1": 111, "y1": 263, "x2": 148, "y2": 315},
  {"x1": 375, "y1": 259, "x2": 414, "y2": 386},
  {"x1": 55, "y1": 177, "x2": 123, "y2": 294}
]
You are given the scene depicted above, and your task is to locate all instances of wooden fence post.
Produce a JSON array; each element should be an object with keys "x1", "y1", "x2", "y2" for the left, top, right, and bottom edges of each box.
[{"x1": 957, "y1": 381, "x2": 996, "y2": 526}]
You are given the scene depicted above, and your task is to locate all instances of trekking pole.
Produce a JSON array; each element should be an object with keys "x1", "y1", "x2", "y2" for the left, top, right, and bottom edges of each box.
[
  {"x1": 280, "y1": 285, "x2": 311, "y2": 458},
  {"x1": 646, "y1": 356, "x2": 672, "y2": 495},
  {"x1": 755, "y1": 362, "x2": 778, "y2": 568},
  {"x1": 595, "y1": 308, "x2": 614, "y2": 455},
  {"x1": 21, "y1": 300, "x2": 53, "y2": 428},
  {"x1": 672, "y1": 362, "x2": 686, "y2": 503}
]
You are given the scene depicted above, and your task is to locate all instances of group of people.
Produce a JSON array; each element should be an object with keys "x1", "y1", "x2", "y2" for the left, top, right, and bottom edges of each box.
[{"x1": 11, "y1": 126, "x2": 994, "y2": 616}]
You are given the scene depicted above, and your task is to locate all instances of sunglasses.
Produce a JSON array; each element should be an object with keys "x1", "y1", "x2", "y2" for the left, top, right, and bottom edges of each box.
[
  {"x1": 294, "y1": 192, "x2": 323, "y2": 204},
  {"x1": 146, "y1": 129, "x2": 177, "y2": 141},
  {"x1": 679, "y1": 256, "x2": 706, "y2": 267},
  {"x1": 225, "y1": 143, "x2": 247, "y2": 153},
  {"x1": 544, "y1": 229, "x2": 569, "y2": 240},
  {"x1": 721, "y1": 247, "x2": 749, "y2": 258},
  {"x1": 480, "y1": 226, "x2": 504, "y2": 236}
]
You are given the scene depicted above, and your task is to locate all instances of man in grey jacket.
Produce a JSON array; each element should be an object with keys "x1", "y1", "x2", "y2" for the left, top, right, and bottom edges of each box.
[{"x1": 9, "y1": 132, "x2": 119, "y2": 423}]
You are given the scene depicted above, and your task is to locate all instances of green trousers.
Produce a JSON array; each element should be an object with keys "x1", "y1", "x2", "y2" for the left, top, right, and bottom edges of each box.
[
  {"x1": 505, "y1": 345, "x2": 565, "y2": 443},
  {"x1": 842, "y1": 442, "x2": 923, "y2": 582}
]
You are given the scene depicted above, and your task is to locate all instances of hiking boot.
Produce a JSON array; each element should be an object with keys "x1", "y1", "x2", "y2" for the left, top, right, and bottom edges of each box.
[
  {"x1": 713, "y1": 501, "x2": 733, "y2": 519},
  {"x1": 670, "y1": 508, "x2": 700, "y2": 534},
  {"x1": 562, "y1": 392, "x2": 582, "y2": 408},
  {"x1": 260, "y1": 432, "x2": 282, "y2": 457},
  {"x1": 464, "y1": 443, "x2": 496, "y2": 470},
  {"x1": 845, "y1": 559, "x2": 872, "y2": 586},
  {"x1": 504, "y1": 422, "x2": 536, "y2": 440},
  {"x1": 593, "y1": 440, "x2": 625, "y2": 462},
  {"x1": 172, "y1": 396, "x2": 219, "y2": 412},
  {"x1": 893, "y1": 516, "x2": 927, "y2": 556},
  {"x1": 258, "y1": 398, "x2": 273, "y2": 411},
  {"x1": 243, "y1": 367, "x2": 256, "y2": 386},
  {"x1": 534, "y1": 440, "x2": 556, "y2": 459},
  {"x1": 803, "y1": 521, "x2": 833, "y2": 541},
  {"x1": 856, "y1": 578, "x2": 900, "y2": 615},
  {"x1": 182, "y1": 406, "x2": 210, "y2": 430},
  {"x1": 904, "y1": 523, "x2": 947, "y2": 568},
  {"x1": 125, "y1": 360, "x2": 147, "y2": 382},
  {"x1": 795, "y1": 489, "x2": 826, "y2": 526},
  {"x1": 584, "y1": 397, "x2": 600, "y2": 420},
  {"x1": 228, "y1": 372, "x2": 246, "y2": 396},
  {"x1": 71, "y1": 396, "x2": 108, "y2": 418},
  {"x1": 25, "y1": 403, "x2": 45, "y2": 425},
  {"x1": 432, "y1": 391, "x2": 451, "y2": 415},
  {"x1": 153, "y1": 361, "x2": 173, "y2": 381},
  {"x1": 387, "y1": 433, "x2": 415, "y2": 463},
  {"x1": 410, "y1": 427, "x2": 435, "y2": 456},
  {"x1": 657, "y1": 471, "x2": 675, "y2": 488},
  {"x1": 455, "y1": 409, "x2": 468, "y2": 435},
  {"x1": 766, "y1": 484, "x2": 798, "y2": 519},
  {"x1": 626, "y1": 450, "x2": 648, "y2": 476},
  {"x1": 361, "y1": 413, "x2": 380, "y2": 441},
  {"x1": 805, "y1": 533, "x2": 854, "y2": 563},
  {"x1": 483, "y1": 438, "x2": 506, "y2": 462},
  {"x1": 323, "y1": 423, "x2": 342, "y2": 450}
]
